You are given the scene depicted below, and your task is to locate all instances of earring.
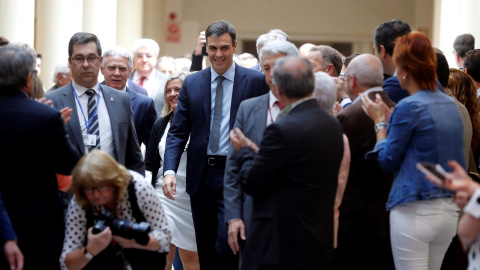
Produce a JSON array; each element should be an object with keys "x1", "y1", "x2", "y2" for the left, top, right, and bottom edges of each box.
[{"x1": 402, "y1": 75, "x2": 406, "y2": 80}]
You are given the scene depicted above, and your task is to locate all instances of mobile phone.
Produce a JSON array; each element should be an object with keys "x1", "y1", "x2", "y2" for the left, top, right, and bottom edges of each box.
[{"x1": 417, "y1": 162, "x2": 446, "y2": 182}]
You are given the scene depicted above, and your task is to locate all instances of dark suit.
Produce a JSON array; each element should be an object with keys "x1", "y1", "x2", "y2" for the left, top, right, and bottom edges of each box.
[
  {"x1": 224, "y1": 93, "x2": 268, "y2": 266},
  {"x1": 164, "y1": 64, "x2": 269, "y2": 269},
  {"x1": 127, "y1": 78, "x2": 148, "y2": 96},
  {"x1": 129, "y1": 70, "x2": 167, "y2": 117},
  {"x1": 0, "y1": 88, "x2": 80, "y2": 269},
  {"x1": 239, "y1": 99, "x2": 344, "y2": 269},
  {"x1": 126, "y1": 87, "x2": 156, "y2": 147},
  {"x1": 335, "y1": 90, "x2": 396, "y2": 269},
  {"x1": 0, "y1": 190, "x2": 16, "y2": 244},
  {"x1": 46, "y1": 82, "x2": 145, "y2": 175},
  {"x1": 384, "y1": 76, "x2": 445, "y2": 103}
]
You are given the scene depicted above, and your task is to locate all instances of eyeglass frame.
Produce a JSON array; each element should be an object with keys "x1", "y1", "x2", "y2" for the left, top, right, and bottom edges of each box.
[
  {"x1": 71, "y1": 55, "x2": 101, "y2": 65},
  {"x1": 83, "y1": 184, "x2": 111, "y2": 195}
]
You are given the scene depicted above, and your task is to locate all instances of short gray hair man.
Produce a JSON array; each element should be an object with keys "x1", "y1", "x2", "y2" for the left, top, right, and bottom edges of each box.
[
  {"x1": 259, "y1": 40, "x2": 299, "y2": 63},
  {"x1": 344, "y1": 54, "x2": 384, "y2": 99},
  {"x1": 314, "y1": 71, "x2": 337, "y2": 112},
  {"x1": 0, "y1": 45, "x2": 36, "y2": 91},
  {"x1": 256, "y1": 31, "x2": 289, "y2": 55},
  {"x1": 273, "y1": 56, "x2": 314, "y2": 99},
  {"x1": 132, "y1": 38, "x2": 160, "y2": 57},
  {"x1": 103, "y1": 46, "x2": 133, "y2": 70}
]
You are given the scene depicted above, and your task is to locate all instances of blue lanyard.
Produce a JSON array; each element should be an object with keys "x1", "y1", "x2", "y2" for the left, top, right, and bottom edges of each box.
[{"x1": 73, "y1": 84, "x2": 102, "y2": 134}]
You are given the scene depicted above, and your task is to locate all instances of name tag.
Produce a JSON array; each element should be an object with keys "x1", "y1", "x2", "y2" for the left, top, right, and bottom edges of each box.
[{"x1": 83, "y1": 134, "x2": 97, "y2": 146}]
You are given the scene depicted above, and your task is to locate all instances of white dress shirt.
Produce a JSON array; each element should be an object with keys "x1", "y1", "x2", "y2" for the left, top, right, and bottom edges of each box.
[
  {"x1": 267, "y1": 91, "x2": 282, "y2": 126},
  {"x1": 72, "y1": 80, "x2": 114, "y2": 156}
]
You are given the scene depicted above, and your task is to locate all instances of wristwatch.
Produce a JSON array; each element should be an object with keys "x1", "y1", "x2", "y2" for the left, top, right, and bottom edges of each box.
[
  {"x1": 84, "y1": 247, "x2": 94, "y2": 260},
  {"x1": 375, "y1": 121, "x2": 387, "y2": 133}
]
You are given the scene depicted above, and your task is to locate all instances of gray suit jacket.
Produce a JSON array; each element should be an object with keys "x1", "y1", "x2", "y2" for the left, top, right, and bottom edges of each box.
[
  {"x1": 46, "y1": 82, "x2": 145, "y2": 175},
  {"x1": 224, "y1": 93, "x2": 269, "y2": 229},
  {"x1": 129, "y1": 70, "x2": 167, "y2": 118}
]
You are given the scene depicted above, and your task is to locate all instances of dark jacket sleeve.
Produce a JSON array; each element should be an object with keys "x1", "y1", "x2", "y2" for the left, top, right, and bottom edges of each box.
[
  {"x1": 190, "y1": 51, "x2": 204, "y2": 72},
  {"x1": 145, "y1": 113, "x2": 171, "y2": 186}
]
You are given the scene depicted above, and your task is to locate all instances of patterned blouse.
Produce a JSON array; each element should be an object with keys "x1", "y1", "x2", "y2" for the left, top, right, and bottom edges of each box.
[{"x1": 60, "y1": 171, "x2": 171, "y2": 269}]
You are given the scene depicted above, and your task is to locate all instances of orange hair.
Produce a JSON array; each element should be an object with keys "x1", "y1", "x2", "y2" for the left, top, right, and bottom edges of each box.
[{"x1": 393, "y1": 32, "x2": 437, "y2": 90}]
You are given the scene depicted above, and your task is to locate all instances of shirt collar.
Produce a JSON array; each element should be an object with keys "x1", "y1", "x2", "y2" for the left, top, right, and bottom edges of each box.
[
  {"x1": 268, "y1": 90, "x2": 279, "y2": 108},
  {"x1": 277, "y1": 96, "x2": 315, "y2": 120},
  {"x1": 211, "y1": 62, "x2": 236, "y2": 83},
  {"x1": 72, "y1": 80, "x2": 100, "y2": 97}
]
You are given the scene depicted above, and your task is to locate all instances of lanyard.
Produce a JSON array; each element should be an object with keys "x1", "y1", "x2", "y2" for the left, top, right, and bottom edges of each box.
[{"x1": 73, "y1": 84, "x2": 102, "y2": 134}]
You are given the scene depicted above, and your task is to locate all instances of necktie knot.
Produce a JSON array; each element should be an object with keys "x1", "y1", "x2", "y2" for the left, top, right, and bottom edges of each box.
[
  {"x1": 139, "y1": 77, "x2": 147, "y2": 86},
  {"x1": 217, "y1": 75, "x2": 224, "y2": 84},
  {"x1": 85, "y1": 89, "x2": 95, "y2": 97},
  {"x1": 276, "y1": 100, "x2": 285, "y2": 110}
]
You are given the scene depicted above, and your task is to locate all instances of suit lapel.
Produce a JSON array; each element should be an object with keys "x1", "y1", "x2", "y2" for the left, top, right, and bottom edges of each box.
[
  {"x1": 101, "y1": 85, "x2": 119, "y2": 159},
  {"x1": 126, "y1": 87, "x2": 136, "y2": 110},
  {"x1": 201, "y1": 68, "x2": 212, "y2": 126},
  {"x1": 254, "y1": 94, "x2": 269, "y2": 143},
  {"x1": 231, "y1": 65, "x2": 246, "y2": 129},
  {"x1": 63, "y1": 83, "x2": 85, "y2": 154}
]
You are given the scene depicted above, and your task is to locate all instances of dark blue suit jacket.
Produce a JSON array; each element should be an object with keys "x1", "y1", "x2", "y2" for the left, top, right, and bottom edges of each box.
[
  {"x1": 164, "y1": 64, "x2": 269, "y2": 195},
  {"x1": 127, "y1": 79, "x2": 148, "y2": 96},
  {"x1": 126, "y1": 86, "x2": 157, "y2": 147},
  {"x1": 0, "y1": 88, "x2": 80, "y2": 266},
  {"x1": 0, "y1": 191, "x2": 16, "y2": 244}
]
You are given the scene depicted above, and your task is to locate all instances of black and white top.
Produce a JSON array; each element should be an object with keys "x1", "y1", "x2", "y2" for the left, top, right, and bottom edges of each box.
[
  {"x1": 464, "y1": 187, "x2": 480, "y2": 270},
  {"x1": 60, "y1": 171, "x2": 171, "y2": 269}
]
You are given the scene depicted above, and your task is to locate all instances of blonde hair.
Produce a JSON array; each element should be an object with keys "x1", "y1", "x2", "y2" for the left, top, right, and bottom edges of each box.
[
  {"x1": 160, "y1": 71, "x2": 190, "y2": 117},
  {"x1": 71, "y1": 150, "x2": 132, "y2": 209}
]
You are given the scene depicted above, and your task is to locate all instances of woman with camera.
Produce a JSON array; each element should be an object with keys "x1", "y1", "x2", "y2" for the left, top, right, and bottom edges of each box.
[
  {"x1": 361, "y1": 32, "x2": 465, "y2": 269},
  {"x1": 60, "y1": 150, "x2": 171, "y2": 270}
]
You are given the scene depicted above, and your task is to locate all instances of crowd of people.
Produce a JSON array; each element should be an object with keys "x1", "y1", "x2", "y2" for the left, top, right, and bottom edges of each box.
[{"x1": 1, "y1": 17, "x2": 480, "y2": 270}]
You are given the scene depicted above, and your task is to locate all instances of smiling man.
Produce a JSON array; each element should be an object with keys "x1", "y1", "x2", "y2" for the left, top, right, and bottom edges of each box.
[
  {"x1": 46, "y1": 33, "x2": 144, "y2": 175},
  {"x1": 101, "y1": 46, "x2": 156, "y2": 148},
  {"x1": 163, "y1": 20, "x2": 269, "y2": 270}
]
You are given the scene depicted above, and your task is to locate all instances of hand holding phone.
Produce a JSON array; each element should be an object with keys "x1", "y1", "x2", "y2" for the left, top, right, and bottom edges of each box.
[{"x1": 417, "y1": 162, "x2": 447, "y2": 185}]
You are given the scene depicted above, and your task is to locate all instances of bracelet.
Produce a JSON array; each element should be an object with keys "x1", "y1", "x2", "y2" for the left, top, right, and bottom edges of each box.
[{"x1": 374, "y1": 121, "x2": 387, "y2": 133}]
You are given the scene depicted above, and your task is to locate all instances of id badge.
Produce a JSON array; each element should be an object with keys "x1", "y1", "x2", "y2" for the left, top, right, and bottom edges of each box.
[{"x1": 83, "y1": 134, "x2": 97, "y2": 146}]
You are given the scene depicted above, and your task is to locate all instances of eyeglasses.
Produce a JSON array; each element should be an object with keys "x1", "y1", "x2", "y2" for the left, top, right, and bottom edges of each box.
[
  {"x1": 135, "y1": 53, "x2": 154, "y2": 59},
  {"x1": 83, "y1": 184, "x2": 110, "y2": 194},
  {"x1": 71, "y1": 56, "x2": 100, "y2": 65},
  {"x1": 459, "y1": 67, "x2": 465, "y2": 72}
]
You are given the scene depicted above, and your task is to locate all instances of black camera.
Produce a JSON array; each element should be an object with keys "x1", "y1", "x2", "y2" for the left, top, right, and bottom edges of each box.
[{"x1": 92, "y1": 210, "x2": 151, "y2": 246}]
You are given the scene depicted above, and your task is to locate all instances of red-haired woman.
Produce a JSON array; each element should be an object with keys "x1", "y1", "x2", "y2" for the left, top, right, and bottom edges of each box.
[{"x1": 361, "y1": 32, "x2": 465, "y2": 269}]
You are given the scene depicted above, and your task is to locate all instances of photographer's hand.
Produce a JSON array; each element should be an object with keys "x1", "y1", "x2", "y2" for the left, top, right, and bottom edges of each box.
[
  {"x1": 86, "y1": 227, "x2": 112, "y2": 256},
  {"x1": 113, "y1": 235, "x2": 161, "y2": 251}
]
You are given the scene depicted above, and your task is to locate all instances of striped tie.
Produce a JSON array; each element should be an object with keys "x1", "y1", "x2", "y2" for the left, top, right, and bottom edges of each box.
[{"x1": 85, "y1": 89, "x2": 100, "y2": 151}]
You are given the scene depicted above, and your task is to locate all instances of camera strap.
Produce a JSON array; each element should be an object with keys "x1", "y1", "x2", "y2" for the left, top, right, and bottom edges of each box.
[{"x1": 127, "y1": 181, "x2": 146, "y2": 223}]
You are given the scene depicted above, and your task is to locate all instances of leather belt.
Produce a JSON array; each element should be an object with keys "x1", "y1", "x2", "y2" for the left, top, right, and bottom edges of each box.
[{"x1": 206, "y1": 155, "x2": 227, "y2": 166}]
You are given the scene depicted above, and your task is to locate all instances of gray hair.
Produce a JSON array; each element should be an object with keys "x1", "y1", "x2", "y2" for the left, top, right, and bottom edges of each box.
[
  {"x1": 157, "y1": 56, "x2": 175, "y2": 68},
  {"x1": 0, "y1": 45, "x2": 36, "y2": 89},
  {"x1": 132, "y1": 38, "x2": 160, "y2": 56},
  {"x1": 161, "y1": 71, "x2": 190, "y2": 117},
  {"x1": 268, "y1": 29, "x2": 289, "y2": 41},
  {"x1": 259, "y1": 40, "x2": 299, "y2": 64},
  {"x1": 174, "y1": 58, "x2": 192, "y2": 72},
  {"x1": 52, "y1": 63, "x2": 70, "y2": 84},
  {"x1": 346, "y1": 54, "x2": 383, "y2": 88},
  {"x1": 454, "y1": 34, "x2": 475, "y2": 58},
  {"x1": 310, "y1": 45, "x2": 343, "y2": 76},
  {"x1": 256, "y1": 32, "x2": 289, "y2": 54},
  {"x1": 103, "y1": 46, "x2": 133, "y2": 70},
  {"x1": 314, "y1": 72, "x2": 337, "y2": 112},
  {"x1": 273, "y1": 56, "x2": 314, "y2": 99}
]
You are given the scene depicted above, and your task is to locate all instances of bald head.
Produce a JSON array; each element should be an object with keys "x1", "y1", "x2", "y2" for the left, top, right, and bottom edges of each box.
[
  {"x1": 299, "y1": 43, "x2": 315, "y2": 58},
  {"x1": 345, "y1": 54, "x2": 383, "y2": 98},
  {"x1": 273, "y1": 56, "x2": 314, "y2": 99}
]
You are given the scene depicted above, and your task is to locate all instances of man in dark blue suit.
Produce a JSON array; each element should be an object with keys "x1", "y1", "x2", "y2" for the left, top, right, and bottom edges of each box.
[
  {"x1": 0, "y1": 45, "x2": 80, "y2": 269},
  {"x1": 163, "y1": 20, "x2": 269, "y2": 270},
  {"x1": 101, "y1": 46, "x2": 157, "y2": 148}
]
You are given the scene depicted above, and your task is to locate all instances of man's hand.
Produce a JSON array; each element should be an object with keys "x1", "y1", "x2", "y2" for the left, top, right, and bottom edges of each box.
[
  {"x1": 194, "y1": 31, "x2": 206, "y2": 56},
  {"x1": 59, "y1": 107, "x2": 73, "y2": 124},
  {"x1": 4, "y1": 240, "x2": 23, "y2": 270},
  {"x1": 228, "y1": 219, "x2": 246, "y2": 255},
  {"x1": 86, "y1": 227, "x2": 112, "y2": 256},
  {"x1": 162, "y1": 175, "x2": 177, "y2": 200},
  {"x1": 334, "y1": 77, "x2": 348, "y2": 102},
  {"x1": 229, "y1": 128, "x2": 259, "y2": 154}
]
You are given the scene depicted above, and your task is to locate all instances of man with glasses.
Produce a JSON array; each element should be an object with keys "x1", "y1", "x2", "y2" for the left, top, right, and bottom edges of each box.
[
  {"x1": 130, "y1": 38, "x2": 167, "y2": 117},
  {"x1": 46, "y1": 32, "x2": 144, "y2": 176},
  {"x1": 0, "y1": 44, "x2": 80, "y2": 269}
]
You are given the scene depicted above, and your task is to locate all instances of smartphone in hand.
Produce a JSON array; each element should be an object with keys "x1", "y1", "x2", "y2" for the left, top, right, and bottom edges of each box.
[{"x1": 417, "y1": 162, "x2": 447, "y2": 183}]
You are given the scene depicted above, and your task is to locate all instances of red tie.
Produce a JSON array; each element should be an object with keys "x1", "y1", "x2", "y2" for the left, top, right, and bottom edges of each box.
[
  {"x1": 276, "y1": 101, "x2": 285, "y2": 110},
  {"x1": 139, "y1": 77, "x2": 146, "y2": 86}
]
